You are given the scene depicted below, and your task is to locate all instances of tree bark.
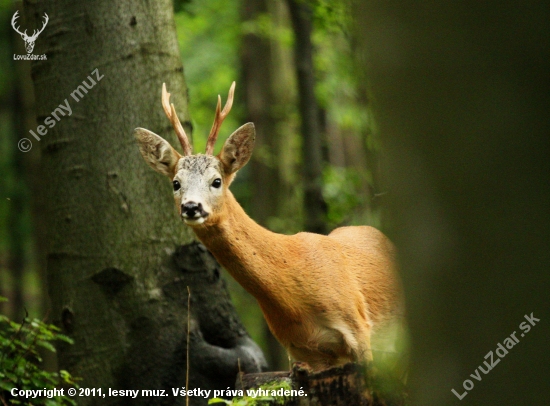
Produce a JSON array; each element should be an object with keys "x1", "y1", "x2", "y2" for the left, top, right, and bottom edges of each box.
[
  {"x1": 23, "y1": 1, "x2": 266, "y2": 404},
  {"x1": 287, "y1": 0, "x2": 328, "y2": 234}
]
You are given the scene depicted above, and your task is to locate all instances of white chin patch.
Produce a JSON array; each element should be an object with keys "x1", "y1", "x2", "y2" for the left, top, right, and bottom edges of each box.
[{"x1": 183, "y1": 217, "x2": 205, "y2": 225}]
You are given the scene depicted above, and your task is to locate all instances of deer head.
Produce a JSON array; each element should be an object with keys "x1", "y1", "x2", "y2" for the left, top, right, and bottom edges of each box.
[
  {"x1": 135, "y1": 82, "x2": 255, "y2": 226},
  {"x1": 12, "y1": 11, "x2": 49, "y2": 54}
]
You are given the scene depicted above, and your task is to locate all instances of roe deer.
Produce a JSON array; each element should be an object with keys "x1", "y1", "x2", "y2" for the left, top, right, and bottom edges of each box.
[{"x1": 134, "y1": 82, "x2": 404, "y2": 371}]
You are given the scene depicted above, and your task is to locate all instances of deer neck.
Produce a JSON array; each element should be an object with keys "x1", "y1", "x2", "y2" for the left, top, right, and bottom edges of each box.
[{"x1": 192, "y1": 190, "x2": 292, "y2": 307}]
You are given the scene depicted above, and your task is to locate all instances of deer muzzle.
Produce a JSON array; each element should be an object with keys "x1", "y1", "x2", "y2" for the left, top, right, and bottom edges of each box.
[{"x1": 181, "y1": 201, "x2": 209, "y2": 225}]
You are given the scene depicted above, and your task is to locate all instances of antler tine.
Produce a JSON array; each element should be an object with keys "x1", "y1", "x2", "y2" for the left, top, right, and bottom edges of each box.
[
  {"x1": 161, "y1": 83, "x2": 192, "y2": 156},
  {"x1": 161, "y1": 83, "x2": 172, "y2": 118},
  {"x1": 205, "y1": 81, "x2": 236, "y2": 155}
]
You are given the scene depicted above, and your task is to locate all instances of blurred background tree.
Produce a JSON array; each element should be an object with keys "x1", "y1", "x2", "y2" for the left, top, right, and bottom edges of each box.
[{"x1": 354, "y1": 1, "x2": 550, "y2": 404}]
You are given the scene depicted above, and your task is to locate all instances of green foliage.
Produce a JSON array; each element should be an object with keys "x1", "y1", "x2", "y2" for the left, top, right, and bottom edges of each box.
[
  {"x1": 175, "y1": 0, "x2": 242, "y2": 153},
  {"x1": 313, "y1": 2, "x2": 371, "y2": 136},
  {"x1": 173, "y1": 0, "x2": 193, "y2": 14},
  {"x1": 323, "y1": 166, "x2": 370, "y2": 228},
  {"x1": 312, "y1": 0, "x2": 352, "y2": 35},
  {"x1": 0, "y1": 298, "x2": 79, "y2": 406},
  {"x1": 241, "y1": 13, "x2": 293, "y2": 46},
  {"x1": 312, "y1": 0, "x2": 382, "y2": 230},
  {"x1": 208, "y1": 380, "x2": 293, "y2": 406}
]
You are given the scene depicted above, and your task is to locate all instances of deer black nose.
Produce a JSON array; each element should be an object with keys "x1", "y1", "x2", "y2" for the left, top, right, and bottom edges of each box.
[{"x1": 182, "y1": 202, "x2": 201, "y2": 218}]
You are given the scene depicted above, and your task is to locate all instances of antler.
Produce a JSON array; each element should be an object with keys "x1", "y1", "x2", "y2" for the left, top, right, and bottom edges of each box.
[
  {"x1": 11, "y1": 11, "x2": 27, "y2": 38},
  {"x1": 162, "y1": 83, "x2": 192, "y2": 156},
  {"x1": 28, "y1": 13, "x2": 49, "y2": 41},
  {"x1": 205, "y1": 81, "x2": 235, "y2": 155}
]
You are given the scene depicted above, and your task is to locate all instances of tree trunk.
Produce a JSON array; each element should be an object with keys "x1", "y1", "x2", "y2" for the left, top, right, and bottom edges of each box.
[
  {"x1": 354, "y1": 1, "x2": 550, "y2": 404},
  {"x1": 286, "y1": 0, "x2": 327, "y2": 234},
  {"x1": 23, "y1": 1, "x2": 266, "y2": 404},
  {"x1": 242, "y1": 0, "x2": 282, "y2": 229}
]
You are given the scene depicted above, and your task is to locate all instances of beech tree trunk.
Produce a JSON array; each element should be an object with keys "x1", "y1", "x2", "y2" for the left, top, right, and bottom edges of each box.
[{"x1": 23, "y1": 1, "x2": 265, "y2": 404}]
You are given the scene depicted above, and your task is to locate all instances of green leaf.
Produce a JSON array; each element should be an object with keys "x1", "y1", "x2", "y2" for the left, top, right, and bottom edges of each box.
[
  {"x1": 36, "y1": 340, "x2": 56, "y2": 353},
  {"x1": 55, "y1": 334, "x2": 74, "y2": 345},
  {"x1": 0, "y1": 307, "x2": 79, "y2": 405},
  {"x1": 0, "y1": 379, "x2": 14, "y2": 391}
]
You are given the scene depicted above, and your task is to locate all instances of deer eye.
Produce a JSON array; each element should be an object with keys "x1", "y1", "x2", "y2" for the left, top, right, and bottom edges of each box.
[
  {"x1": 211, "y1": 178, "x2": 222, "y2": 188},
  {"x1": 173, "y1": 180, "x2": 181, "y2": 191}
]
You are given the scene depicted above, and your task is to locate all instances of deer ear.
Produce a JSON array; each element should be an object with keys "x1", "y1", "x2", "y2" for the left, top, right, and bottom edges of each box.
[
  {"x1": 134, "y1": 128, "x2": 182, "y2": 178},
  {"x1": 218, "y1": 123, "x2": 255, "y2": 175}
]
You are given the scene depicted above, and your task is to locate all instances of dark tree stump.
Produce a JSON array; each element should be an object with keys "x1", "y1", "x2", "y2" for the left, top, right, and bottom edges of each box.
[{"x1": 236, "y1": 362, "x2": 407, "y2": 406}]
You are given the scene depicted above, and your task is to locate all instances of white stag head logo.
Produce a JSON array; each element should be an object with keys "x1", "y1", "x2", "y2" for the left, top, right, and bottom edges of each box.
[{"x1": 12, "y1": 11, "x2": 49, "y2": 54}]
